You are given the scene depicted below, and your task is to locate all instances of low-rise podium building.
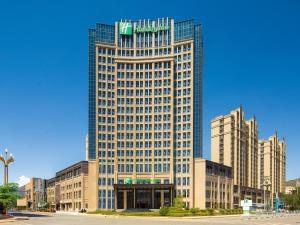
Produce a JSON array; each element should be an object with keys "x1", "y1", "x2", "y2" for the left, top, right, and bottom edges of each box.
[
  {"x1": 46, "y1": 161, "x2": 89, "y2": 211},
  {"x1": 194, "y1": 158, "x2": 233, "y2": 209}
]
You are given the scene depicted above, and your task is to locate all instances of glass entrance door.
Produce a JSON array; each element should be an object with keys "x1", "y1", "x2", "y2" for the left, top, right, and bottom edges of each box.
[{"x1": 136, "y1": 190, "x2": 151, "y2": 208}]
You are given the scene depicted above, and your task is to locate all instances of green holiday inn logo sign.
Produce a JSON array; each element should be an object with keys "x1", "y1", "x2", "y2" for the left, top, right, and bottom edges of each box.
[
  {"x1": 134, "y1": 25, "x2": 169, "y2": 33},
  {"x1": 119, "y1": 22, "x2": 133, "y2": 35},
  {"x1": 119, "y1": 22, "x2": 169, "y2": 35}
]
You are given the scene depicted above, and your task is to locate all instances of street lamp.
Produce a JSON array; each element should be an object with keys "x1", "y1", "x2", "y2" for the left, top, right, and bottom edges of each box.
[
  {"x1": 262, "y1": 176, "x2": 271, "y2": 212},
  {"x1": 0, "y1": 148, "x2": 14, "y2": 185}
]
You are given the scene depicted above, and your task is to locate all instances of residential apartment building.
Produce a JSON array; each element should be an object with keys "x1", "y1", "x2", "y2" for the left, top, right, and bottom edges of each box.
[
  {"x1": 17, "y1": 177, "x2": 47, "y2": 210},
  {"x1": 258, "y1": 133, "x2": 286, "y2": 206},
  {"x1": 211, "y1": 107, "x2": 266, "y2": 206},
  {"x1": 46, "y1": 161, "x2": 89, "y2": 211},
  {"x1": 88, "y1": 17, "x2": 204, "y2": 210},
  {"x1": 46, "y1": 177, "x2": 56, "y2": 210},
  {"x1": 285, "y1": 178, "x2": 300, "y2": 194},
  {"x1": 194, "y1": 158, "x2": 233, "y2": 209}
]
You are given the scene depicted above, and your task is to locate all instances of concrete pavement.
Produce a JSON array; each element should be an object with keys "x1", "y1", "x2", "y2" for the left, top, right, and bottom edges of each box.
[{"x1": 2, "y1": 211, "x2": 300, "y2": 225}]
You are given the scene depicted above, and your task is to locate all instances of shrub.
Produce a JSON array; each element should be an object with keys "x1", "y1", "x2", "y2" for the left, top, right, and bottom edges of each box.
[
  {"x1": 206, "y1": 208, "x2": 214, "y2": 215},
  {"x1": 173, "y1": 195, "x2": 184, "y2": 208},
  {"x1": 190, "y1": 208, "x2": 200, "y2": 215},
  {"x1": 87, "y1": 210, "x2": 115, "y2": 215},
  {"x1": 219, "y1": 209, "x2": 225, "y2": 214},
  {"x1": 159, "y1": 206, "x2": 170, "y2": 216}
]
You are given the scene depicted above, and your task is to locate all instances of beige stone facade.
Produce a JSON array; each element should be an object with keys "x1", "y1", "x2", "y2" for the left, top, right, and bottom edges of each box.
[
  {"x1": 46, "y1": 177, "x2": 56, "y2": 209},
  {"x1": 258, "y1": 133, "x2": 286, "y2": 206},
  {"x1": 88, "y1": 18, "x2": 204, "y2": 210},
  {"x1": 194, "y1": 158, "x2": 233, "y2": 209},
  {"x1": 211, "y1": 106, "x2": 285, "y2": 207},
  {"x1": 46, "y1": 161, "x2": 89, "y2": 211},
  {"x1": 17, "y1": 177, "x2": 46, "y2": 210}
]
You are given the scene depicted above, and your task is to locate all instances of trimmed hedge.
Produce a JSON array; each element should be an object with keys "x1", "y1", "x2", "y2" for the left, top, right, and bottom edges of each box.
[
  {"x1": 88, "y1": 208, "x2": 243, "y2": 217},
  {"x1": 159, "y1": 206, "x2": 170, "y2": 216}
]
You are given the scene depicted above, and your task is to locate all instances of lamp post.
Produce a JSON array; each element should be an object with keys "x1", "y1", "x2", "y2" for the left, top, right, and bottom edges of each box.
[
  {"x1": 0, "y1": 148, "x2": 14, "y2": 185},
  {"x1": 262, "y1": 176, "x2": 271, "y2": 212}
]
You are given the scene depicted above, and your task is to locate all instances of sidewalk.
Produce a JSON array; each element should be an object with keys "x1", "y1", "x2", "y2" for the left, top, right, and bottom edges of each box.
[
  {"x1": 55, "y1": 211, "x2": 82, "y2": 216},
  {"x1": 0, "y1": 215, "x2": 29, "y2": 224},
  {"x1": 85, "y1": 213, "x2": 243, "y2": 220}
]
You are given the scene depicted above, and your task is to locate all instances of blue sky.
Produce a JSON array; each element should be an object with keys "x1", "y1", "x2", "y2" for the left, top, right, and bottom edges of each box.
[{"x1": 0, "y1": 0, "x2": 299, "y2": 185}]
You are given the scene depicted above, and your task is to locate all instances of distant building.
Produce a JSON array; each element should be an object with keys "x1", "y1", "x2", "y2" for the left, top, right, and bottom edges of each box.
[
  {"x1": 17, "y1": 178, "x2": 47, "y2": 210},
  {"x1": 285, "y1": 186, "x2": 296, "y2": 194},
  {"x1": 211, "y1": 106, "x2": 263, "y2": 206},
  {"x1": 285, "y1": 178, "x2": 300, "y2": 194},
  {"x1": 258, "y1": 133, "x2": 286, "y2": 206},
  {"x1": 46, "y1": 177, "x2": 56, "y2": 210},
  {"x1": 211, "y1": 106, "x2": 285, "y2": 208},
  {"x1": 46, "y1": 161, "x2": 89, "y2": 211},
  {"x1": 194, "y1": 158, "x2": 233, "y2": 209}
]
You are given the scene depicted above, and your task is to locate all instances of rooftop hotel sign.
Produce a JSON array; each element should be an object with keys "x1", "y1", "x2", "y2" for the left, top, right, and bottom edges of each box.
[
  {"x1": 119, "y1": 22, "x2": 133, "y2": 35},
  {"x1": 119, "y1": 22, "x2": 169, "y2": 35}
]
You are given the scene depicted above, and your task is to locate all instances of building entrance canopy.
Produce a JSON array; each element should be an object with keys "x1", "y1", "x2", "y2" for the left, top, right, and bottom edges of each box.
[{"x1": 113, "y1": 184, "x2": 174, "y2": 209}]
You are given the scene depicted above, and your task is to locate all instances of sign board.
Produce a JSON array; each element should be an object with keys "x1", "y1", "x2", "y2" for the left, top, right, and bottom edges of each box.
[
  {"x1": 134, "y1": 25, "x2": 169, "y2": 33},
  {"x1": 119, "y1": 22, "x2": 169, "y2": 35},
  {"x1": 241, "y1": 199, "x2": 252, "y2": 216},
  {"x1": 119, "y1": 22, "x2": 133, "y2": 35},
  {"x1": 241, "y1": 199, "x2": 252, "y2": 207},
  {"x1": 124, "y1": 178, "x2": 160, "y2": 184}
]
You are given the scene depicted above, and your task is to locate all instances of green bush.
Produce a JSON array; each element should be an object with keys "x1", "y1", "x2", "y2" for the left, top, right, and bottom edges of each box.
[
  {"x1": 219, "y1": 209, "x2": 225, "y2": 214},
  {"x1": 166, "y1": 207, "x2": 190, "y2": 216},
  {"x1": 120, "y1": 212, "x2": 159, "y2": 216},
  {"x1": 206, "y1": 208, "x2": 214, "y2": 215},
  {"x1": 159, "y1": 206, "x2": 170, "y2": 216},
  {"x1": 173, "y1": 195, "x2": 184, "y2": 208},
  {"x1": 190, "y1": 208, "x2": 200, "y2": 215},
  {"x1": 87, "y1": 210, "x2": 116, "y2": 215}
]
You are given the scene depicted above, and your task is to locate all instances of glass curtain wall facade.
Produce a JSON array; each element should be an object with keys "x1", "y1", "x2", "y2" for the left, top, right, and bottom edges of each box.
[{"x1": 88, "y1": 18, "x2": 203, "y2": 209}]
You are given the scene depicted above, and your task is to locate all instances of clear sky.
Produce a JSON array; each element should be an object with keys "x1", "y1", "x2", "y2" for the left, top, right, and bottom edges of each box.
[{"x1": 0, "y1": 0, "x2": 299, "y2": 185}]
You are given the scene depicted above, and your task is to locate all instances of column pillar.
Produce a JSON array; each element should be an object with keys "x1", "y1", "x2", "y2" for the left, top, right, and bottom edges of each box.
[
  {"x1": 133, "y1": 188, "x2": 136, "y2": 208},
  {"x1": 160, "y1": 190, "x2": 164, "y2": 207},
  {"x1": 152, "y1": 189, "x2": 154, "y2": 208},
  {"x1": 124, "y1": 190, "x2": 127, "y2": 209},
  {"x1": 170, "y1": 187, "x2": 173, "y2": 206},
  {"x1": 114, "y1": 189, "x2": 117, "y2": 209}
]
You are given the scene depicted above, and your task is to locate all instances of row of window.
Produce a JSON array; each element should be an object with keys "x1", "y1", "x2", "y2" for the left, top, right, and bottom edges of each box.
[
  {"x1": 61, "y1": 191, "x2": 81, "y2": 200},
  {"x1": 176, "y1": 177, "x2": 191, "y2": 186},
  {"x1": 117, "y1": 141, "x2": 172, "y2": 148},
  {"x1": 117, "y1": 105, "x2": 171, "y2": 114},
  {"x1": 115, "y1": 123, "x2": 190, "y2": 132},
  {"x1": 98, "y1": 43, "x2": 191, "y2": 57},
  {"x1": 117, "y1": 71, "x2": 171, "y2": 79},
  {"x1": 117, "y1": 114, "x2": 171, "y2": 122},
  {"x1": 117, "y1": 163, "x2": 171, "y2": 173},
  {"x1": 117, "y1": 80, "x2": 171, "y2": 88},
  {"x1": 117, "y1": 88, "x2": 172, "y2": 97},
  {"x1": 174, "y1": 54, "x2": 192, "y2": 62},
  {"x1": 98, "y1": 177, "x2": 115, "y2": 185}
]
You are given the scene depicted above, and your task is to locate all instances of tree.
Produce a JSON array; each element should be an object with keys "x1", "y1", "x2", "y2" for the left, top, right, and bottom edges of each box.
[
  {"x1": 282, "y1": 187, "x2": 300, "y2": 210},
  {"x1": 173, "y1": 195, "x2": 184, "y2": 208},
  {"x1": 0, "y1": 183, "x2": 21, "y2": 214}
]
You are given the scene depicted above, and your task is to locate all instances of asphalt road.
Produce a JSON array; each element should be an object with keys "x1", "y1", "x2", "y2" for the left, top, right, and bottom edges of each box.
[{"x1": 4, "y1": 211, "x2": 300, "y2": 225}]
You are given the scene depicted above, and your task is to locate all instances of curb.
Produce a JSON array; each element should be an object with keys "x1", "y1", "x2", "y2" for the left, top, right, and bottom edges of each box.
[{"x1": 85, "y1": 213, "x2": 242, "y2": 220}]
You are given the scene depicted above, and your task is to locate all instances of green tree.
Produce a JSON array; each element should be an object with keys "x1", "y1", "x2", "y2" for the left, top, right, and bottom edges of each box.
[
  {"x1": 0, "y1": 183, "x2": 21, "y2": 214},
  {"x1": 282, "y1": 187, "x2": 300, "y2": 210},
  {"x1": 173, "y1": 195, "x2": 184, "y2": 208}
]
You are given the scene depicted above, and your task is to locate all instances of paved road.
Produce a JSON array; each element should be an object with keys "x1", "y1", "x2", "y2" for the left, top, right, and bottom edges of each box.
[{"x1": 3, "y1": 211, "x2": 300, "y2": 225}]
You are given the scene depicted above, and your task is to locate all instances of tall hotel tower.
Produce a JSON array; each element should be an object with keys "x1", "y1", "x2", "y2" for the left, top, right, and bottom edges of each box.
[{"x1": 87, "y1": 18, "x2": 203, "y2": 210}]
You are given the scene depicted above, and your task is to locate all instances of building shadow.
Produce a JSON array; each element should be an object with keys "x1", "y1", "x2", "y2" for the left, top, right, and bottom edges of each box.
[{"x1": 10, "y1": 211, "x2": 51, "y2": 218}]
